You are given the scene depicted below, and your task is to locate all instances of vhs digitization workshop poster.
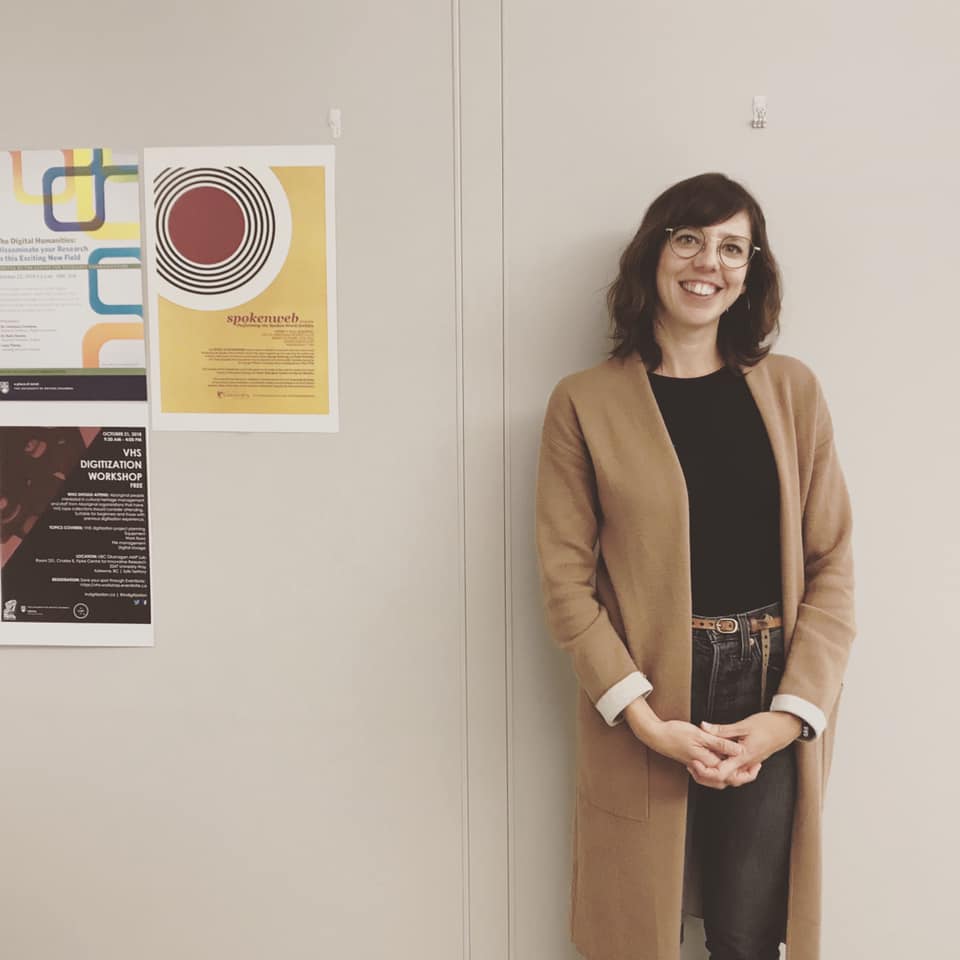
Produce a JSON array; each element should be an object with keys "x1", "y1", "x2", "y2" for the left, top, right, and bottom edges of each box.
[{"x1": 0, "y1": 425, "x2": 152, "y2": 645}]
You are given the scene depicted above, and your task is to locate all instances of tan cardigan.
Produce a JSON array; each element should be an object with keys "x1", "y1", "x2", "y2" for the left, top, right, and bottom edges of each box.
[{"x1": 535, "y1": 350, "x2": 855, "y2": 960}]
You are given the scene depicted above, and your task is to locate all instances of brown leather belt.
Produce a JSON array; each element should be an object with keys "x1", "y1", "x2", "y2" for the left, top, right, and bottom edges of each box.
[
  {"x1": 691, "y1": 613, "x2": 782, "y2": 634},
  {"x1": 692, "y1": 612, "x2": 782, "y2": 709}
]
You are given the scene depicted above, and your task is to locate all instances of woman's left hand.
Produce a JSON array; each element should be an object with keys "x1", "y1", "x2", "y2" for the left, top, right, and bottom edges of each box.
[{"x1": 686, "y1": 712, "x2": 802, "y2": 789}]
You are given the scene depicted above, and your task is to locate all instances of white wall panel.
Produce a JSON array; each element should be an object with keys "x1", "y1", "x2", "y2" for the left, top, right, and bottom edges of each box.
[
  {"x1": 504, "y1": 3, "x2": 960, "y2": 958},
  {"x1": 0, "y1": 3, "x2": 468, "y2": 959}
]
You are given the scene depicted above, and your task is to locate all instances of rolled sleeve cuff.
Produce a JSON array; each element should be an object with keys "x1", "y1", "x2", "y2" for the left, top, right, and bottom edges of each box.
[
  {"x1": 595, "y1": 672, "x2": 653, "y2": 727},
  {"x1": 770, "y1": 693, "x2": 827, "y2": 741}
]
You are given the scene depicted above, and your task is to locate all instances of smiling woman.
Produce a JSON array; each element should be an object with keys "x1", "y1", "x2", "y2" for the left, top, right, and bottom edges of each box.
[
  {"x1": 605, "y1": 173, "x2": 783, "y2": 375},
  {"x1": 535, "y1": 172, "x2": 855, "y2": 960},
  {"x1": 655, "y1": 212, "x2": 755, "y2": 339}
]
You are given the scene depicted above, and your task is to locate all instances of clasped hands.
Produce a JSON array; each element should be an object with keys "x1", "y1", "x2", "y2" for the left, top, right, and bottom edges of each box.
[{"x1": 628, "y1": 708, "x2": 801, "y2": 790}]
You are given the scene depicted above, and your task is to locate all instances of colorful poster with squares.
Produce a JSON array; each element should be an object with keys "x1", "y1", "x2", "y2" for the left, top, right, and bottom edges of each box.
[
  {"x1": 143, "y1": 145, "x2": 338, "y2": 432},
  {"x1": 0, "y1": 148, "x2": 146, "y2": 409}
]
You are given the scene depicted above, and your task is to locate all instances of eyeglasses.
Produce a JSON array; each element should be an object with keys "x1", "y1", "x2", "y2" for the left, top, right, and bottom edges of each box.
[{"x1": 665, "y1": 226, "x2": 760, "y2": 269}]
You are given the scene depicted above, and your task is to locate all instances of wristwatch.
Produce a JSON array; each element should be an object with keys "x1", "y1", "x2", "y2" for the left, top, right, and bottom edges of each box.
[{"x1": 798, "y1": 720, "x2": 814, "y2": 741}]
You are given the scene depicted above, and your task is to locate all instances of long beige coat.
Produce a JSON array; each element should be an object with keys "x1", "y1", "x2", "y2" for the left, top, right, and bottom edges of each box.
[{"x1": 535, "y1": 351, "x2": 855, "y2": 960}]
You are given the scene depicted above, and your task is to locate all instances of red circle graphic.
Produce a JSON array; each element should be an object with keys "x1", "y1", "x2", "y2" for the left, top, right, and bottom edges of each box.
[{"x1": 167, "y1": 186, "x2": 246, "y2": 265}]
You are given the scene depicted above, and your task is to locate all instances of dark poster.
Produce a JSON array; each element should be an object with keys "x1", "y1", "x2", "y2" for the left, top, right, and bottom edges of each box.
[{"x1": 0, "y1": 425, "x2": 151, "y2": 640}]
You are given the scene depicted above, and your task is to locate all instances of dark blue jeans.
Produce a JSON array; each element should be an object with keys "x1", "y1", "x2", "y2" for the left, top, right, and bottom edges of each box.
[{"x1": 686, "y1": 599, "x2": 797, "y2": 960}]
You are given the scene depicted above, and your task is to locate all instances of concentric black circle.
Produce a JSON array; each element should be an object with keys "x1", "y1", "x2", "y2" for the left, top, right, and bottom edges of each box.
[{"x1": 154, "y1": 166, "x2": 276, "y2": 296}]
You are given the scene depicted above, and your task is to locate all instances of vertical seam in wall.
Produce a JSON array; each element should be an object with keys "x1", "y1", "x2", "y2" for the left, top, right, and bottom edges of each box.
[
  {"x1": 451, "y1": 2, "x2": 471, "y2": 960},
  {"x1": 500, "y1": 1, "x2": 516, "y2": 958}
]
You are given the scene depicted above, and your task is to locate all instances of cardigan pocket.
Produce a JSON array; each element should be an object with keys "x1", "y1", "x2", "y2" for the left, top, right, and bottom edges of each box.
[{"x1": 576, "y1": 686, "x2": 650, "y2": 821}]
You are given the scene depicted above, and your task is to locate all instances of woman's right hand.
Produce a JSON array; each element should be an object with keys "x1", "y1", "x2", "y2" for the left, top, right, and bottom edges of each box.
[
  {"x1": 644, "y1": 718, "x2": 746, "y2": 769},
  {"x1": 624, "y1": 698, "x2": 745, "y2": 770}
]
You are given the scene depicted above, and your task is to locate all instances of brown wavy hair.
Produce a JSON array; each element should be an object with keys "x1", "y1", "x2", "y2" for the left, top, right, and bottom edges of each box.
[{"x1": 606, "y1": 172, "x2": 782, "y2": 372}]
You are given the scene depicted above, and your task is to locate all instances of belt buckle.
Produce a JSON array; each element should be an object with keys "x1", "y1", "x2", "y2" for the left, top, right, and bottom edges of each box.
[{"x1": 714, "y1": 617, "x2": 739, "y2": 634}]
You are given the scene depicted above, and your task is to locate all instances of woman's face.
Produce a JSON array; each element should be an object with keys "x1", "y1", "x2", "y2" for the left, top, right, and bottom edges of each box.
[{"x1": 654, "y1": 210, "x2": 752, "y2": 331}]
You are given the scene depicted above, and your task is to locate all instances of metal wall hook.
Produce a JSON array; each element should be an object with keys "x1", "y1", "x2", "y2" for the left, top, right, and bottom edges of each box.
[
  {"x1": 328, "y1": 108, "x2": 342, "y2": 139},
  {"x1": 752, "y1": 95, "x2": 767, "y2": 129}
]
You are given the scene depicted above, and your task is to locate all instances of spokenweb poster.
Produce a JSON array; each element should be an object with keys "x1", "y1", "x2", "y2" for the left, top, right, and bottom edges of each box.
[{"x1": 143, "y1": 145, "x2": 338, "y2": 432}]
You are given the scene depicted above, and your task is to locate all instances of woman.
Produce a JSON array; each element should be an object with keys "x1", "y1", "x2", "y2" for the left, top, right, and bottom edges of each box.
[{"x1": 534, "y1": 172, "x2": 855, "y2": 960}]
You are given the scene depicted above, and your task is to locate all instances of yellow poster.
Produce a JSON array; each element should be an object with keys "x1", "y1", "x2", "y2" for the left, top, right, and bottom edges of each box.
[{"x1": 144, "y1": 146, "x2": 338, "y2": 432}]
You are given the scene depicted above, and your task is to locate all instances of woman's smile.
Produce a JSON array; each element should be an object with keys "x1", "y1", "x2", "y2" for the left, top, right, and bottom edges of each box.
[{"x1": 679, "y1": 280, "x2": 723, "y2": 299}]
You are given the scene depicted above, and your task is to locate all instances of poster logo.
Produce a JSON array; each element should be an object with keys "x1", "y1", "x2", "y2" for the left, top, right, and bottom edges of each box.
[{"x1": 152, "y1": 165, "x2": 291, "y2": 311}]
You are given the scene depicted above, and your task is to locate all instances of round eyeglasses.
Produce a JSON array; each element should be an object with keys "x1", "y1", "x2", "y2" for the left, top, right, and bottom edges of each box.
[{"x1": 665, "y1": 227, "x2": 760, "y2": 269}]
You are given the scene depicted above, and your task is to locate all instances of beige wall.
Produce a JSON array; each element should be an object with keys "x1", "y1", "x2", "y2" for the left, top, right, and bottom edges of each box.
[
  {"x1": 0, "y1": 2, "x2": 957, "y2": 959},
  {"x1": 0, "y1": 2, "x2": 480, "y2": 959}
]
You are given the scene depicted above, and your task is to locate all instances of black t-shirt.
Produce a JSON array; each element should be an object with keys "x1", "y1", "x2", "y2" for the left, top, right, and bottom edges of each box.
[{"x1": 647, "y1": 365, "x2": 782, "y2": 615}]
